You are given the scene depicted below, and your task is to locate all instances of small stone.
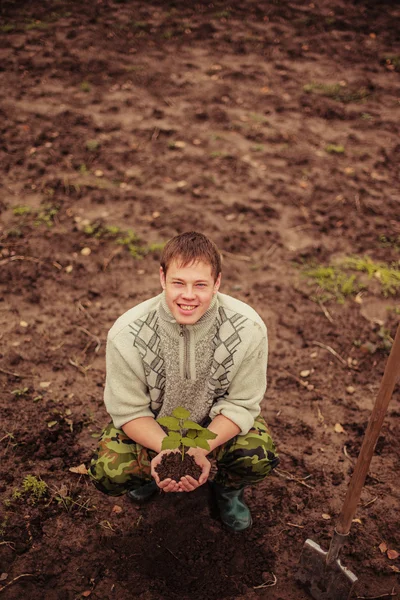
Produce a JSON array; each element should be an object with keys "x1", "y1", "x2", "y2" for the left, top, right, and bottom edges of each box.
[
  {"x1": 174, "y1": 141, "x2": 186, "y2": 149},
  {"x1": 346, "y1": 386, "x2": 355, "y2": 395},
  {"x1": 300, "y1": 370, "x2": 311, "y2": 378},
  {"x1": 322, "y1": 513, "x2": 331, "y2": 520},
  {"x1": 81, "y1": 247, "x2": 91, "y2": 256},
  {"x1": 94, "y1": 169, "x2": 104, "y2": 177},
  {"x1": 20, "y1": 321, "x2": 28, "y2": 328},
  {"x1": 65, "y1": 265, "x2": 73, "y2": 273}
]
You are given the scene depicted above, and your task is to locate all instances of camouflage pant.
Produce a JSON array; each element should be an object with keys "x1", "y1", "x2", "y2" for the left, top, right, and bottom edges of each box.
[{"x1": 89, "y1": 415, "x2": 279, "y2": 496}]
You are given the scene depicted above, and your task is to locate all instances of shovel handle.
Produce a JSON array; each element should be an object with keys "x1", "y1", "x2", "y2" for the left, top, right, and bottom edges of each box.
[{"x1": 336, "y1": 323, "x2": 400, "y2": 535}]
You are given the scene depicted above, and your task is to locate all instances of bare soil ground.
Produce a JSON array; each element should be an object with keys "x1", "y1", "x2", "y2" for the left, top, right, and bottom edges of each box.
[{"x1": 0, "y1": 1, "x2": 399, "y2": 599}]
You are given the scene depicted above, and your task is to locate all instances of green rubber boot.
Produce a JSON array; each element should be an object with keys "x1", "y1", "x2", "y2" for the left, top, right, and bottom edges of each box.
[
  {"x1": 127, "y1": 480, "x2": 158, "y2": 503},
  {"x1": 210, "y1": 481, "x2": 252, "y2": 532}
]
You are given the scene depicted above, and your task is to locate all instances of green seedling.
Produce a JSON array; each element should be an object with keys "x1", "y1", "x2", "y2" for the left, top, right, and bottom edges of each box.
[
  {"x1": 12, "y1": 387, "x2": 29, "y2": 397},
  {"x1": 80, "y1": 81, "x2": 91, "y2": 93},
  {"x1": 22, "y1": 475, "x2": 48, "y2": 501},
  {"x1": 302, "y1": 265, "x2": 361, "y2": 304},
  {"x1": 0, "y1": 24, "x2": 15, "y2": 33},
  {"x1": 85, "y1": 139, "x2": 100, "y2": 151},
  {"x1": 325, "y1": 144, "x2": 345, "y2": 154},
  {"x1": 157, "y1": 407, "x2": 217, "y2": 460},
  {"x1": 13, "y1": 205, "x2": 32, "y2": 216},
  {"x1": 343, "y1": 256, "x2": 400, "y2": 297},
  {"x1": 34, "y1": 205, "x2": 59, "y2": 227},
  {"x1": 10, "y1": 475, "x2": 48, "y2": 505}
]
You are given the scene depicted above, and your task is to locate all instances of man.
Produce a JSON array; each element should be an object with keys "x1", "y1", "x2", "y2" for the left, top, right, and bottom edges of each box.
[{"x1": 89, "y1": 231, "x2": 279, "y2": 532}]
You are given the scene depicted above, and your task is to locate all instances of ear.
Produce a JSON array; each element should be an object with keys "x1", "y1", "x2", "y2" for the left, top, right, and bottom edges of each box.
[
  {"x1": 213, "y1": 273, "x2": 221, "y2": 294},
  {"x1": 159, "y1": 266, "x2": 166, "y2": 289}
]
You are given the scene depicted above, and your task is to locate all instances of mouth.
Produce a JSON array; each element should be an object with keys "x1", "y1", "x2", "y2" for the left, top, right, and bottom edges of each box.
[{"x1": 178, "y1": 304, "x2": 198, "y2": 312}]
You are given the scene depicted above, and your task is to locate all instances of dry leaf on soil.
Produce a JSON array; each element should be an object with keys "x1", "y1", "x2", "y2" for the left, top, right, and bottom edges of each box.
[
  {"x1": 379, "y1": 541, "x2": 388, "y2": 553},
  {"x1": 387, "y1": 549, "x2": 399, "y2": 560},
  {"x1": 334, "y1": 423, "x2": 345, "y2": 433},
  {"x1": 322, "y1": 514, "x2": 331, "y2": 520},
  {"x1": 112, "y1": 505, "x2": 123, "y2": 514},
  {"x1": 69, "y1": 464, "x2": 88, "y2": 475}
]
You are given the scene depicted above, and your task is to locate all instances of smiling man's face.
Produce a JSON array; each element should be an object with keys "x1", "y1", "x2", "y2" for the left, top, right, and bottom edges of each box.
[{"x1": 160, "y1": 259, "x2": 221, "y2": 325}]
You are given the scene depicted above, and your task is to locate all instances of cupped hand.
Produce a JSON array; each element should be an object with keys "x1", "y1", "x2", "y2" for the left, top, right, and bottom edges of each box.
[
  {"x1": 177, "y1": 448, "x2": 211, "y2": 492},
  {"x1": 150, "y1": 449, "x2": 181, "y2": 493}
]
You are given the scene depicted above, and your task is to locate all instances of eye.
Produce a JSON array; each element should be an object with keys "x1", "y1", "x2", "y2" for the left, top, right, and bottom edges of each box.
[{"x1": 196, "y1": 283, "x2": 206, "y2": 288}]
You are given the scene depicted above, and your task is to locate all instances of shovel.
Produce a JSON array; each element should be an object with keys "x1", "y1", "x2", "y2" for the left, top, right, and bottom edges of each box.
[{"x1": 297, "y1": 323, "x2": 400, "y2": 600}]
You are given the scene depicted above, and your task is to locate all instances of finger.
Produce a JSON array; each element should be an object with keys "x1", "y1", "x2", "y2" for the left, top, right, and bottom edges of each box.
[
  {"x1": 162, "y1": 480, "x2": 180, "y2": 493},
  {"x1": 198, "y1": 472, "x2": 209, "y2": 485},
  {"x1": 158, "y1": 478, "x2": 172, "y2": 490},
  {"x1": 179, "y1": 476, "x2": 198, "y2": 492}
]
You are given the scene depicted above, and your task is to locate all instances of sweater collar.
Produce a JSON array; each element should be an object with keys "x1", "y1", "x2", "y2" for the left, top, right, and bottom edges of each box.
[{"x1": 158, "y1": 292, "x2": 218, "y2": 338}]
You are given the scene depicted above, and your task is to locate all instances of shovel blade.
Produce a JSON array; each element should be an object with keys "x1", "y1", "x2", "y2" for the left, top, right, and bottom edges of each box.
[{"x1": 297, "y1": 539, "x2": 358, "y2": 600}]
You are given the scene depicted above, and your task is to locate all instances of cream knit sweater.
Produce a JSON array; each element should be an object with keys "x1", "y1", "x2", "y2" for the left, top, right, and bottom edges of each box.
[{"x1": 104, "y1": 292, "x2": 268, "y2": 435}]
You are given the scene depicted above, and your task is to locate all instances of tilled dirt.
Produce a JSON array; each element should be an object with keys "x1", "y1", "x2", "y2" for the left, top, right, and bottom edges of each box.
[{"x1": 0, "y1": 0, "x2": 399, "y2": 599}]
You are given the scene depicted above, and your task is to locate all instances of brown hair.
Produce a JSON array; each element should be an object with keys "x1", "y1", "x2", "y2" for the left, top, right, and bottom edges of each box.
[{"x1": 160, "y1": 232, "x2": 222, "y2": 281}]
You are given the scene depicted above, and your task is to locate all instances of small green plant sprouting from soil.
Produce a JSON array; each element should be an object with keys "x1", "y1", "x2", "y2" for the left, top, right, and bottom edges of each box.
[
  {"x1": 83, "y1": 220, "x2": 165, "y2": 259},
  {"x1": 302, "y1": 256, "x2": 400, "y2": 302},
  {"x1": 0, "y1": 24, "x2": 15, "y2": 33},
  {"x1": 13, "y1": 205, "x2": 32, "y2": 216},
  {"x1": 80, "y1": 81, "x2": 92, "y2": 93},
  {"x1": 10, "y1": 475, "x2": 48, "y2": 505},
  {"x1": 22, "y1": 475, "x2": 48, "y2": 501},
  {"x1": 249, "y1": 112, "x2": 267, "y2": 123},
  {"x1": 343, "y1": 256, "x2": 400, "y2": 297},
  {"x1": 302, "y1": 265, "x2": 361, "y2": 304},
  {"x1": 214, "y1": 10, "x2": 231, "y2": 19},
  {"x1": 11, "y1": 387, "x2": 30, "y2": 397},
  {"x1": 13, "y1": 204, "x2": 59, "y2": 227},
  {"x1": 378, "y1": 234, "x2": 400, "y2": 252},
  {"x1": 52, "y1": 485, "x2": 95, "y2": 513},
  {"x1": 303, "y1": 82, "x2": 370, "y2": 103},
  {"x1": 34, "y1": 205, "x2": 59, "y2": 227},
  {"x1": 85, "y1": 139, "x2": 100, "y2": 151},
  {"x1": 157, "y1": 407, "x2": 217, "y2": 460},
  {"x1": 325, "y1": 144, "x2": 345, "y2": 154}
]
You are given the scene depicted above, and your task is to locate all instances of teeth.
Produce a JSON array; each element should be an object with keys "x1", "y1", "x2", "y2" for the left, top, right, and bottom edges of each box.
[{"x1": 180, "y1": 305, "x2": 196, "y2": 311}]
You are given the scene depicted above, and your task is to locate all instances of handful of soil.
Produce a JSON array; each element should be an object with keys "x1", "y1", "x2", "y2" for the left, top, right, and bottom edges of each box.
[{"x1": 156, "y1": 452, "x2": 202, "y2": 483}]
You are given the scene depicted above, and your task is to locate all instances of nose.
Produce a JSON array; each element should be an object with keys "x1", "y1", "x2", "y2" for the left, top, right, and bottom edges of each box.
[{"x1": 181, "y1": 285, "x2": 196, "y2": 299}]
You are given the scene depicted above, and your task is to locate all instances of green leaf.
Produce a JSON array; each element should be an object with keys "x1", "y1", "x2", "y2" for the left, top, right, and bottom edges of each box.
[
  {"x1": 172, "y1": 407, "x2": 190, "y2": 419},
  {"x1": 186, "y1": 429, "x2": 197, "y2": 439},
  {"x1": 198, "y1": 429, "x2": 218, "y2": 440},
  {"x1": 156, "y1": 416, "x2": 180, "y2": 430},
  {"x1": 161, "y1": 438, "x2": 180, "y2": 451},
  {"x1": 181, "y1": 437, "x2": 196, "y2": 448},
  {"x1": 183, "y1": 419, "x2": 203, "y2": 430},
  {"x1": 195, "y1": 438, "x2": 211, "y2": 451},
  {"x1": 167, "y1": 431, "x2": 181, "y2": 440}
]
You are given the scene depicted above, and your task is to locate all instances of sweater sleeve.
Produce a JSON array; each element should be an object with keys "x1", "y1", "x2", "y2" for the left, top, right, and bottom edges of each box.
[
  {"x1": 209, "y1": 326, "x2": 268, "y2": 435},
  {"x1": 104, "y1": 335, "x2": 155, "y2": 429}
]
